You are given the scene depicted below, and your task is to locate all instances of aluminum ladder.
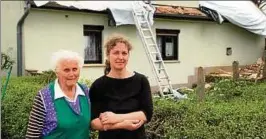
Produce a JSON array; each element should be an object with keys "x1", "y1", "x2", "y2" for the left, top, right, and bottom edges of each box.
[{"x1": 131, "y1": 1, "x2": 174, "y2": 98}]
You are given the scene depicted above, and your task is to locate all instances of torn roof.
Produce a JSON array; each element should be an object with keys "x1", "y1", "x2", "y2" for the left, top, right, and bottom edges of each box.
[
  {"x1": 32, "y1": 1, "x2": 156, "y2": 26},
  {"x1": 30, "y1": 1, "x2": 212, "y2": 21},
  {"x1": 155, "y1": 5, "x2": 207, "y2": 17},
  {"x1": 154, "y1": 4, "x2": 212, "y2": 21}
]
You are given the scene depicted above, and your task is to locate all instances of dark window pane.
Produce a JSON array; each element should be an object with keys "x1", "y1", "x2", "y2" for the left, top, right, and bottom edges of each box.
[
  {"x1": 84, "y1": 32, "x2": 102, "y2": 64},
  {"x1": 83, "y1": 25, "x2": 103, "y2": 64},
  {"x1": 156, "y1": 29, "x2": 179, "y2": 61}
]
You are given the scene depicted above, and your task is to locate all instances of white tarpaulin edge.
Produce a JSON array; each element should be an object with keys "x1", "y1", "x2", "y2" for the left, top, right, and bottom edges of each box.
[
  {"x1": 199, "y1": 1, "x2": 266, "y2": 37},
  {"x1": 33, "y1": 1, "x2": 155, "y2": 26}
]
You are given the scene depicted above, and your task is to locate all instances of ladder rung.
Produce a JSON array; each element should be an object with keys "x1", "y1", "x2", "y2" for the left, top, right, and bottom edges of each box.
[
  {"x1": 158, "y1": 68, "x2": 165, "y2": 71},
  {"x1": 150, "y1": 51, "x2": 159, "y2": 54},
  {"x1": 154, "y1": 60, "x2": 163, "y2": 63},
  {"x1": 136, "y1": 13, "x2": 144, "y2": 16},
  {"x1": 135, "y1": 11, "x2": 143, "y2": 14},
  {"x1": 135, "y1": 12, "x2": 143, "y2": 15},
  {"x1": 142, "y1": 28, "x2": 149, "y2": 31},
  {"x1": 160, "y1": 84, "x2": 170, "y2": 88},
  {"x1": 160, "y1": 84, "x2": 170, "y2": 86},
  {"x1": 140, "y1": 21, "x2": 148, "y2": 24},
  {"x1": 159, "y1": 76, "x2": 169, "y2": 80},
  {"x1": 160, "y1": 86, "x2": 172, "y2": 91},
  {"x1": 144, "y1": 36, "x2": 153, "y2": 39},
  {"x1": 148, "y1": 44, "x2": 156, "y2": 46}
]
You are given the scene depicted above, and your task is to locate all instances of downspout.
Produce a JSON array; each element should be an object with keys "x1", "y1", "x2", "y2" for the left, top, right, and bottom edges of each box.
[{"x1": 17, "y1": 1, "x2": 30, "y2": 76}]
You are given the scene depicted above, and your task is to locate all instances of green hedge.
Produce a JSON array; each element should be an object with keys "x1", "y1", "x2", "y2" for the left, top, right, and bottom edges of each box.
[
  {"x1": 148, "y1": 99, "x2": 266, "y2": 139},
  {"x1": 1, "y1": 77, "x2": 266, "y2": 139},
  {"x1": 146, "y1": 79, "x2": 266, "y2": 139},
  {"x1": 1, "y1": 76, "x2": 44, "y2": 139}
]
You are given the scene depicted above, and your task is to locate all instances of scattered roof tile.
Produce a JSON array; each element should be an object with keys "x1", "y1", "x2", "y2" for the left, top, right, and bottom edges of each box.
[{"x1": 155, "y1": 5, "x2": 207, "y2": 17}]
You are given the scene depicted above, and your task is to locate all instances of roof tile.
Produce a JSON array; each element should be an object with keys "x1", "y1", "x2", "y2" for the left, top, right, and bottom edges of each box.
[{"x1": 155, "y1": 5, "x2": 207, "y2": 17}]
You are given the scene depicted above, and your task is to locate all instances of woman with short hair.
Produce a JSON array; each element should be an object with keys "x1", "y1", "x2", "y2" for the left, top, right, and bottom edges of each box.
[{"x1": 25, "y1": 50, "x2": 91, "y2": 139}]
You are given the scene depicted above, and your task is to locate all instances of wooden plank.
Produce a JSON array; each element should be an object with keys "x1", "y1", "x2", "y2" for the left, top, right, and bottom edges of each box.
[
  {"x1": 232, "y1": 61, "x2": 239, "y2": 81},
  {"x1": 196, "y1": 67, "x2": 205, "y2": 101}
]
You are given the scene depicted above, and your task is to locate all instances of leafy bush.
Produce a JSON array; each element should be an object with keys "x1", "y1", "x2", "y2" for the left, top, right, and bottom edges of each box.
[
  {"x1": 1, "y1": 77, "x2": 43, "y2": 139},
  {"x1": 79, "y1": 78, "x2": 93, "y2": 87},
  {"x1": 146, "y1": 79, "x2": 266, "y2": 139},
  {"x1": 39, "y1": 70, "x2": 57, "y2": 84},
  {"x1": 2, "y1": 77, "x2": 266, "y2": 139},
  {"x1": 207, "y1": 79, "x2": 261, "y2": 102},
  {"x1": 30, "y1": 70, "x2": 57, "y2": 85},
  {"x1": 147, "y1": 98, "x2": 266, "y2": 139}
]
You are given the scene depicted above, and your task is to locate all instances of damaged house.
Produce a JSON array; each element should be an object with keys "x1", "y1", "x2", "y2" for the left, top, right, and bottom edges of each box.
[{"x1": 1, "y1": 1, "x2": 265, "y2": 91}]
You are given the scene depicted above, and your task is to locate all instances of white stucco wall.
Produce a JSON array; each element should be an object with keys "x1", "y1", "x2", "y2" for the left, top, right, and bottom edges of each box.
[
  {"x1": 1, "y1": 1, "x2": 25, "y2": 75},
  {"x1": 24, "y1": 9, "x2": 265, "y2": 86},
  {"x1": 154, "y1": 18, "x2": 264, "y2": 85}
]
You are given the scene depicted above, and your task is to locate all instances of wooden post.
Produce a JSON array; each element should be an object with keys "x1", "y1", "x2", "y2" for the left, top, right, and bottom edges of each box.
[
  {"x1": 232, "y1": 61, "x2": 239, "y2": 81},
  {"x1": 262, "y1": 51, "x2": 266, "y2": 78},
  {"x1": 196, "y1": 67, "x2": 205, "y2": 101}
]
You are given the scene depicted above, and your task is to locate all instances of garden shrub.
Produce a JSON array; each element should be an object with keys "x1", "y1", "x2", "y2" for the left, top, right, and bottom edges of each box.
[
  {"x1": 1, "y1": 77, "x2": 266, "y2": 139},
  {"x1": 147, "y1": 98, "x2": 266, "y2": 139},
  {"x1": 207, "y1": 79, "x2": 263, "y2": 102},
  {"x1": 1, "y1": 77, "x2": 43, "y2": 139}
]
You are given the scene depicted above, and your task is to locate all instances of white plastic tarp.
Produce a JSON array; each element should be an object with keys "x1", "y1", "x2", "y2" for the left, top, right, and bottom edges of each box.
[
  {"x1": 199, "y1": 1, "x2": 266, "y2": 36},
  {"x1": 33, "y1": 1, "x2": 155, "y2": 26}
]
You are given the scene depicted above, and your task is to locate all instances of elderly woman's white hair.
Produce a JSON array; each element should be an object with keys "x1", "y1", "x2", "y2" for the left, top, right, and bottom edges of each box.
[{"x1": 51, "y1": 50, "x2": 84, "y2": 71}]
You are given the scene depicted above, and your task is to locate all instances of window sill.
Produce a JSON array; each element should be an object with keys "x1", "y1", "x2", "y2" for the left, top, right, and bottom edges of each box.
[
  {"x1": 163, "y1": 60, "x2": 180, "y2": 63},
  {"x1": 83, "y1": 64, "x2": 105, "y2": 67}
]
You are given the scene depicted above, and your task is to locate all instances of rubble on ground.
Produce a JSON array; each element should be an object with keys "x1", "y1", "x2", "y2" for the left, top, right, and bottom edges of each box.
[
  {"x1": 208, "y1": 58, "x2": 265, "y2": 80},
  {"x1": 204, "y1": 83, "x2": 213, "y2": 90}
]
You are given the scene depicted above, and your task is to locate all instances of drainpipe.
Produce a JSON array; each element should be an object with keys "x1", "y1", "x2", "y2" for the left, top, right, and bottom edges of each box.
[{"x1": 17, "y1": 1, "x2": 30, "y2": 76}]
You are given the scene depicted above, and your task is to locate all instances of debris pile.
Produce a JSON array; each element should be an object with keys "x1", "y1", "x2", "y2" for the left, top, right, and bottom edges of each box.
[{"x1": 209, "y1": 58, "x2": 265, "y2": 80}]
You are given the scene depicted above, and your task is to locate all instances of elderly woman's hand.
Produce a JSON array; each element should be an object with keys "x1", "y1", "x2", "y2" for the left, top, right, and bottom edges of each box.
[{"x1": 100, "y1": 111, "x2": 122, "y2": 124}]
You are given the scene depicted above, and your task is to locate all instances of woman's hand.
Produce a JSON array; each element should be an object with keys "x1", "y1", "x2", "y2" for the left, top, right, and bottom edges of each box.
[
  {"x1": 100, "y1": 111, "x2": 123, "y2": 124},
  {"x1": 121, "y1": 120, "x2": 144, "y2": 131},
  {"x1": 102, "y1": 120, "x2": 144, "y2": 131}
]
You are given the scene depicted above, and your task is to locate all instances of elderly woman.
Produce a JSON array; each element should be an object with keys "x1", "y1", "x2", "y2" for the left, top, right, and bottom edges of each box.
[
  {"x1": 90, "y1": 34, "x2": 153, "y2": 139},
  {"x1": 25, "y1": 50, "x2": 91, "y2": 139}
]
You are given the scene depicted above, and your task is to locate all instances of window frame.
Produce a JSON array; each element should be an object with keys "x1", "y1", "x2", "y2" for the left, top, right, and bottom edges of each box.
[
  {"x1": 83, "y1": 25, "x2": 104, "y2": 64},
  {"x1": 156, "y1": 29, "x2": 180, "y2": 61}
]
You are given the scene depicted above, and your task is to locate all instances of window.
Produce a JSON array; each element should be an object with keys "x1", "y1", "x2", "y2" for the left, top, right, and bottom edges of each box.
[
  {"x1": 156, "y1": 29, "x2": 180, "y2": 61},
  {"x1": 83, "y1": 25, "x2": 104, "y2": 64},
  {"x1": 226, "y1": 47, "x2": 232, "y2": 56}
]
